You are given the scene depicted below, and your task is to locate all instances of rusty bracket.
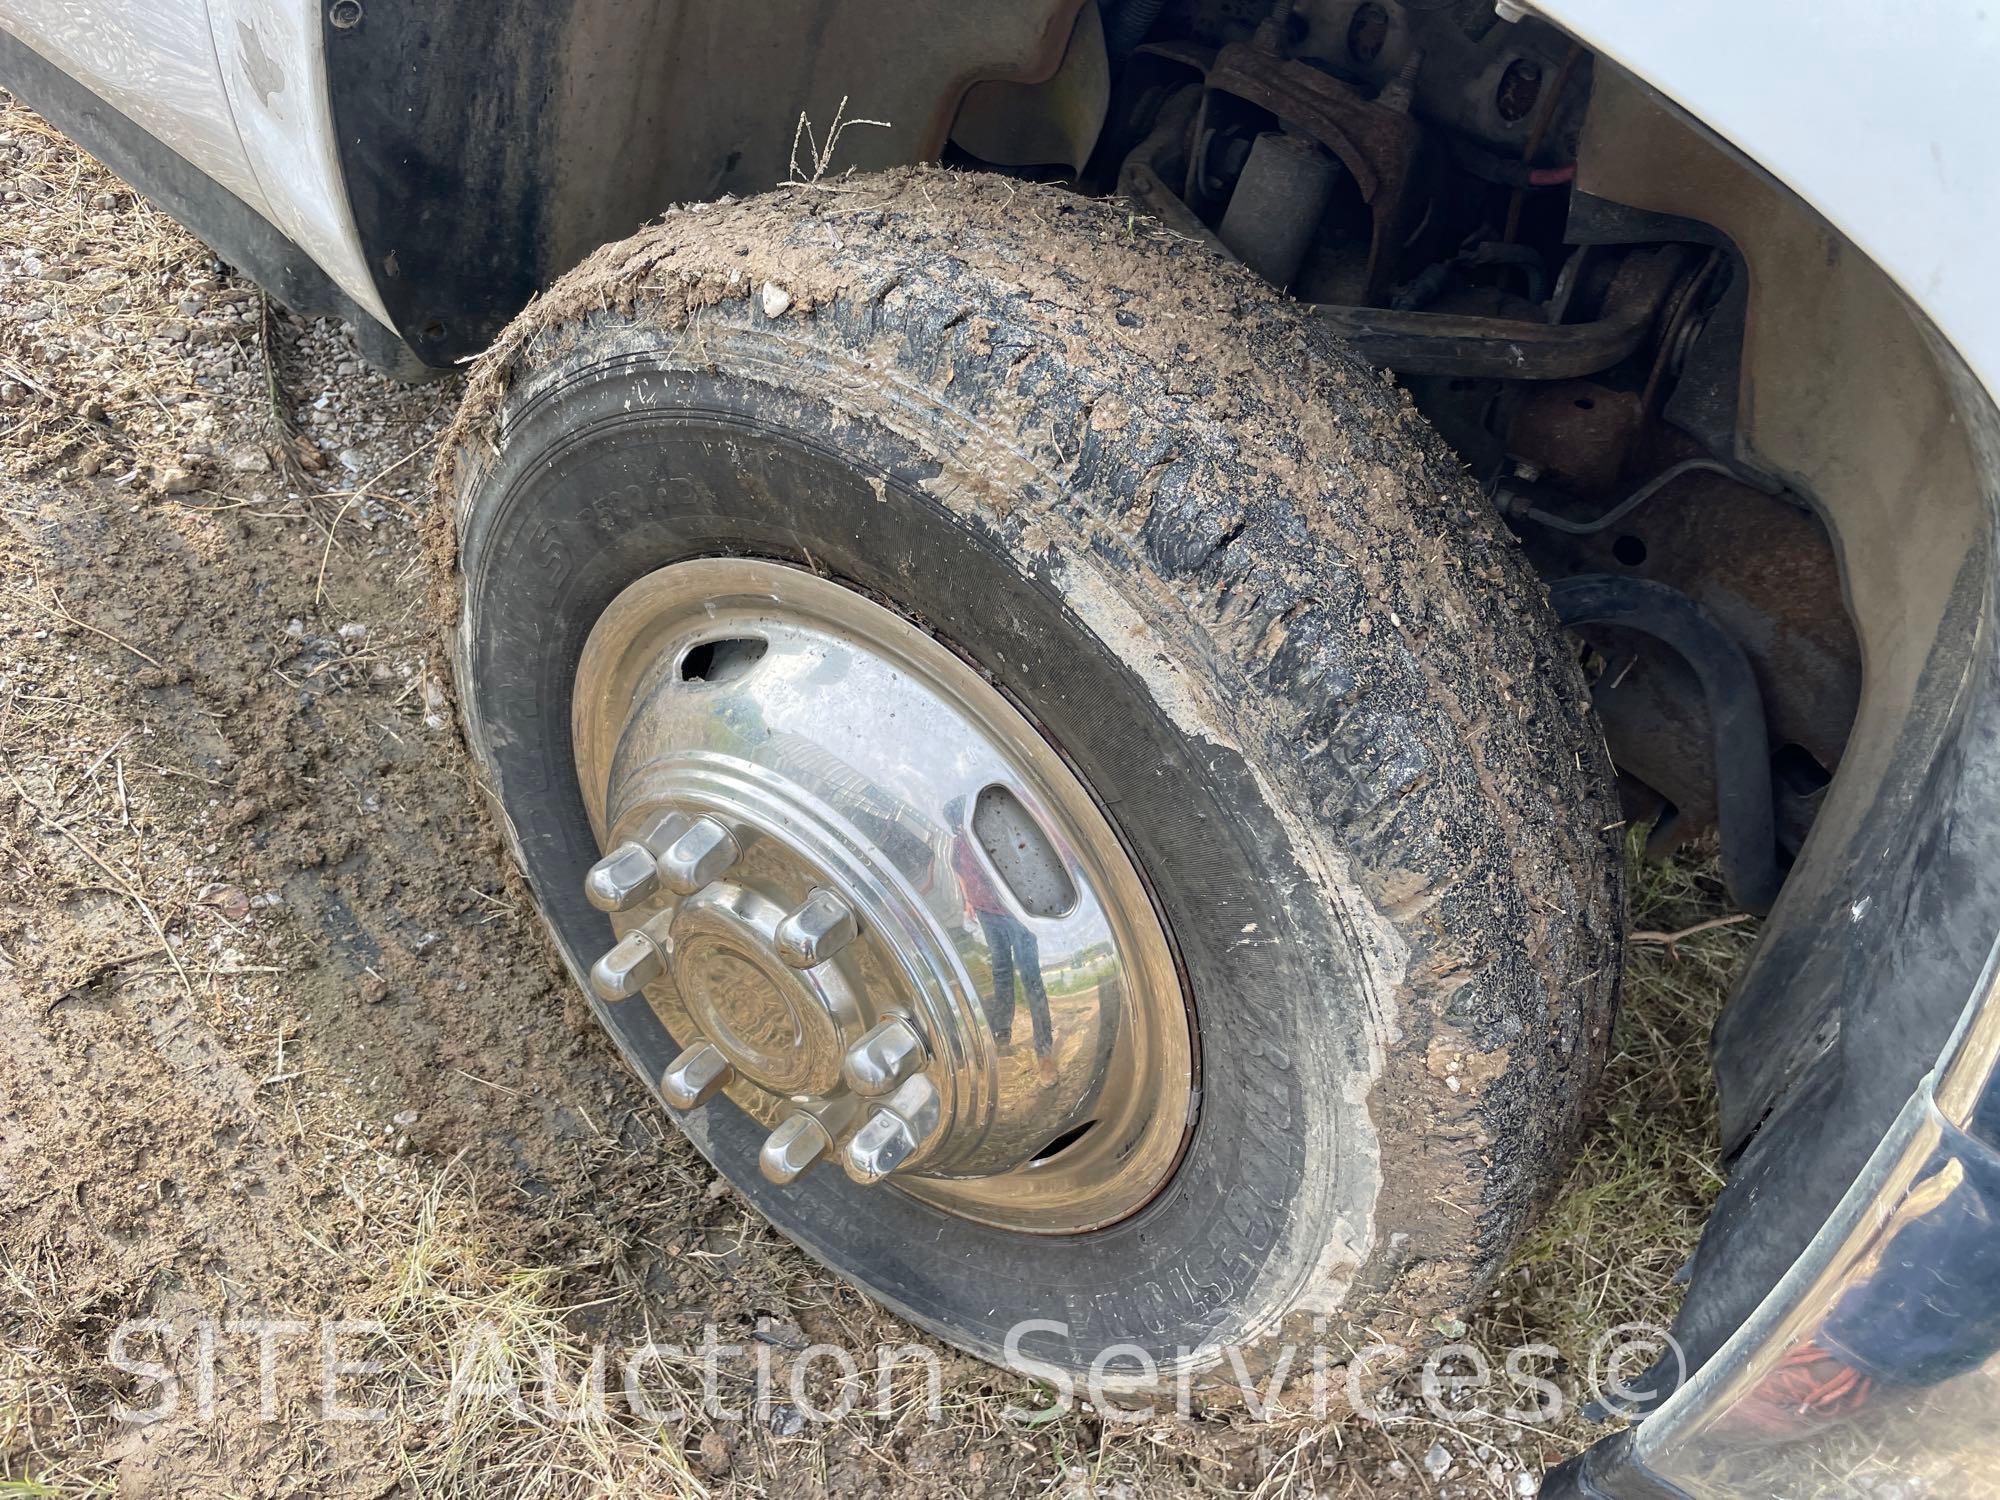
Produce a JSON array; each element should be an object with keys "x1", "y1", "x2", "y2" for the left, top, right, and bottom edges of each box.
[{"x1": 1203, "y1": 41, "x2": 1426, "y2": 301}]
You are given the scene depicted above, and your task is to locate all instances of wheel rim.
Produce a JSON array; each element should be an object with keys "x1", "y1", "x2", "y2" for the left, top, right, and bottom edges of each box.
[{"x1": 570, "y1": 558, "x2": 1196, "y2": 1234}]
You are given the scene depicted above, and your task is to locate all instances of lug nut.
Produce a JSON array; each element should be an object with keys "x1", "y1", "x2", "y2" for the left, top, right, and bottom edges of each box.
[
  {"x1": 842, "y1": 1076, "x2": 943, "y2": 1184},
  {"x1": 661, "y1": 1042, "x2": 734, "y2": 1110},
  {"x1": 844, "y1": 1109, "x2": 918, "y2": 1184},
  {"x1": 584, "y1": 841, "x2": 661, "y2": 912},
  {"x1": 760, "y1": 1111, "x2": 833, "y2": 1184},
  {"x1": 590, "y1": 930, "x2": 663, "y2": 1002},
  {"x1": 635, "y1": 808, "x2": 693, "y2": 852},
  {"x1": 842, "y1": 1017, "x2": 926, "y2": 1097},
  {"x1": 775, "y1": 889, "x2": 858, "y2": 967},
  {"x1": 659, "y1": 816, "x2": 739, "y2": 895}
]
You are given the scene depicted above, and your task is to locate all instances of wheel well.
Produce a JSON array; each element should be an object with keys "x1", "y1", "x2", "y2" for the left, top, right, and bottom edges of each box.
[{"x1": 1021, "y1": 0, "x2": 1999, "y2": 1402}]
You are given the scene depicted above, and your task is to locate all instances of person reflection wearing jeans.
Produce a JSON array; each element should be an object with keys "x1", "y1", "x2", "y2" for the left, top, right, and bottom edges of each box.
[{"x1": 949, "y1": 811, "x2": 1057, "y2": 1087}]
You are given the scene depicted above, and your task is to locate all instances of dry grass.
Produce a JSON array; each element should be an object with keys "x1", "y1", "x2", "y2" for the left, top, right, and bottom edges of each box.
[
  {"x1": 274, "y1": 836, "x2": 1751, "y2": 1500},
  {"x1": 351, "y1": 1175, "x2": 718, "y2": 1499},
  {"x1": 1484, "y1": 838, "x2": 1746, "y2": 1362}
]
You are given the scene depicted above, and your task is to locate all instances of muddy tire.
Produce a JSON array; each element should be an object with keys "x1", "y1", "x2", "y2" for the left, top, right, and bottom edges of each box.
[{"x1": 435, "y1": 169, "x2": 1622, "y2": 1391}]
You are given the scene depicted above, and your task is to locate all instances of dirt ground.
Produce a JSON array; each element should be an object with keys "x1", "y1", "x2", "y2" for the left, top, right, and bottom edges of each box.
[{"x1": 0, "y1": 91, "x2": 1755, "y2": 1498}]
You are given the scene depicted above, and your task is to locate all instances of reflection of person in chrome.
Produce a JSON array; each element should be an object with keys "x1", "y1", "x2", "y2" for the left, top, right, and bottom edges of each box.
[{"x1": 947, "y1": 800, "x2": 1057, "y2": 1086}]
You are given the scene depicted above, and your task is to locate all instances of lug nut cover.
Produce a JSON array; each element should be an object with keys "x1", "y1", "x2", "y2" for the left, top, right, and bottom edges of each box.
[
  {"x1": 760, "y1": 1111, "x2": 833, "y2": 1184},
  {"x1": 661, "y1": 1041, "x2": 734, "y2": 1110},
  {"x1": 659, "y1": 816, "x2": 739, "y2": 895},
  {"x1": 590, "y1": 930, "x2": 663, "y2": 1002},
  {"x1": 584, "y1": 840, "x2": 662, "y2": 912},
  {"x1": 774, "y1": 888, "x2": 858, "y2": 967},
  {"x1": 844, "y1": 1109, "x2": 917, "y2": 1184},
  {"x1": 842, "y1": 1017, "x2": 926, "y2": 1097},
  {"x1": 843, "y1": 1075, "x2": 943, "y2": 1184}
]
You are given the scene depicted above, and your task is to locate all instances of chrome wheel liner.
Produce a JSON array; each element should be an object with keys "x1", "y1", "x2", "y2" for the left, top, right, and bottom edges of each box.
[{"x1": 572, "y1": 558, "x2": 1197, "y2": 1234}]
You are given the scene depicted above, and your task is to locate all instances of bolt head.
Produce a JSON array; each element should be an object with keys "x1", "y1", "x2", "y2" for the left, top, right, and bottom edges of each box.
[
  {"x1": 842, "y1": 1017, "x2": 927, "y2": 1097},
  {"x1": 760, "y1": 1112, "x2": 833, "y2": 1185},
  {"x1": 843, "y1": 1107, "x2": 919, "y2": 1184},
  {"x1": 775, "y1": 888, "x2": 858, "y2": 967},
  {"x1": 880, "y1": 1073, "x2": 943, "y2": 1137},
  {"x1": 590, "y1": 930, "x2": 663, "y2": 1002},
  {"x1": 659, "y1": 816, "x2": 740, "y2": 895},
  {"x1": 661, "y1": 1041, "x2": 734, "y2": 1110},
  {"x1": 841, "y1": 1076, "x2": 942, "y2": 1183},
  {"x1": 584, "y1": 841, "x2": 661, "y2": 912}
]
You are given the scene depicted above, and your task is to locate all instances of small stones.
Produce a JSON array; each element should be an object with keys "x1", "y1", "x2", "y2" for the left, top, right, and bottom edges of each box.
[
  {"x1": 767, "y1": 1404, "x2": 805, "y2": 1437},
  {"x1": 196, "y1": 883, "x2": 251, "y2": 921},
  {"x1": 760, "y1": 281, "x2": 793, "y2": 319}
]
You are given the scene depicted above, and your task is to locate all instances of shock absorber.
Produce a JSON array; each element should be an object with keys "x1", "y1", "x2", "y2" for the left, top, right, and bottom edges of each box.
[{"x1": 1217, "y1": 130, "x2": 1341, "y2": 290}]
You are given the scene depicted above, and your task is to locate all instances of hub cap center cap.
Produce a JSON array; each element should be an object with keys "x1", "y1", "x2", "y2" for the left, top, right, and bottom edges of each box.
[{"x1": 670, "y1": 882, "x2": 858, "y2": 1098}]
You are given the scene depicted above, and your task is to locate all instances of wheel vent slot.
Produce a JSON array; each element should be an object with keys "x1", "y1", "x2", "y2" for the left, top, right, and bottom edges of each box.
[
  {"x1": 678, "y1": 635, "x2": 767, "y2": 683},
  {"x1": 972, "y1": 784, "x2": 1077, "y2": 918},
  {"x1": 1031, "y1": 1121, "x2": 1095, "y2": 1164}
]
